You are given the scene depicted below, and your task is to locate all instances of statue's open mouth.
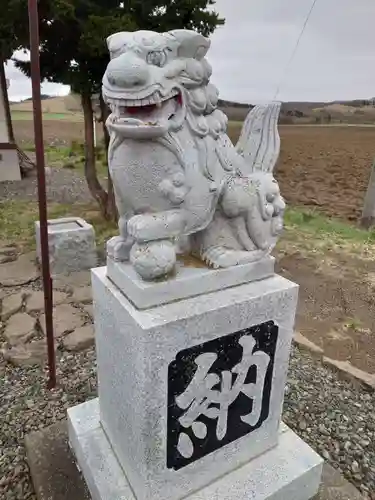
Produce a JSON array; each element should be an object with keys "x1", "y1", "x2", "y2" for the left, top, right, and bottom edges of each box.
[{"x1": 104, "y1": 88, "x2": 185, "y2": 137}]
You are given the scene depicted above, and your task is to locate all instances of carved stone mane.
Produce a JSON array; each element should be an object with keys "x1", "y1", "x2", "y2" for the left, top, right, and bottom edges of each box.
[{"x1": 102, "y1": 29, "x2": 285, "y2": 281}]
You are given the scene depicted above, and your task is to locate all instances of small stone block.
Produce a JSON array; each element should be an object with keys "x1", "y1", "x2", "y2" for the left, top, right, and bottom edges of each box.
[
  {"x1": 35, "y1": 217, "x2": 97, "y2": 275},
  {"x1": 68, "y1": 398, "x2": 323, "y2": 500},
  {"x1": 107, "y1": 255, "x2": 275, "y2": 309}
]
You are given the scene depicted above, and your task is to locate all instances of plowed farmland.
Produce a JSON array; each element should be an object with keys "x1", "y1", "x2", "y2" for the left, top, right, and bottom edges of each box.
[{"x1": 14, "y1": 120, "x2": 375, "y2": 222}]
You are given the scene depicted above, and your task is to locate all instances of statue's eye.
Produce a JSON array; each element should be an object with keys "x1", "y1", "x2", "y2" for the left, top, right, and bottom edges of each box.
[
  {"x1": 266, "y1": 193, "x2": 276, "y2": 203},
  {"x1": 146, "y1": 50, "x2": 167, "y2": 67}
]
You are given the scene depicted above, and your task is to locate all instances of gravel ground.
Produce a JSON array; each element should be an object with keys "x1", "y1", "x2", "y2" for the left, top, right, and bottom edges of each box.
[
  {"x1": 0, "y1": 168, "x2": 92, "y2": 204},
  {"x1": 0, "y1": 346, "x2": 374, "y2": 499}
]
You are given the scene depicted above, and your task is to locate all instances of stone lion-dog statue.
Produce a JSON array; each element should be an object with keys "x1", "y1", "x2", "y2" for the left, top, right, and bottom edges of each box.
[{"x1": 102, "y1": 29, "x2": 285, "y2": 280}]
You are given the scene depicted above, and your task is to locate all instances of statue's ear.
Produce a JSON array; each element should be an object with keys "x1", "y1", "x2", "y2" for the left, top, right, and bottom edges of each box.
[
  {"x1": 168, "y1": 30, "x2": 210, "y2": 60},
  {"x1": 106, "y1": 32, "x2": 131, "y2": 58}
]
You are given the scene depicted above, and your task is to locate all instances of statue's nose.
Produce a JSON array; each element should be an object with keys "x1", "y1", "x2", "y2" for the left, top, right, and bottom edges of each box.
[{"x1": 106, "y1": 53, "x2": 149, "y2": 88}]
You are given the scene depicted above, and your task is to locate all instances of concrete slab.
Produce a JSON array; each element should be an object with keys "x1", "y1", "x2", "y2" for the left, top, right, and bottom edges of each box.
[
  {"x1": 25, "y1": 418, "x2": 364, "y2": 500},
  {"x1": 25, "y1": 420, "x2": 90, "y2": 500}
]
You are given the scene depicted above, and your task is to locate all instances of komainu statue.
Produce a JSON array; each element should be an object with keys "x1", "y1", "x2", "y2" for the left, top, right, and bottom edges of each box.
[{"x1": 102, "y1": 29, "x2": 285, "y2": 280}]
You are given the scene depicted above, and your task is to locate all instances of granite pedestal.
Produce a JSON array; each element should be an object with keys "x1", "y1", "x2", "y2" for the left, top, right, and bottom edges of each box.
[
  {"x1": 35, "y1": 217, "x2": 97, "y2": 275},
  {"x1": 68, "y1": 265, "x2": 323, "y2": 500}
]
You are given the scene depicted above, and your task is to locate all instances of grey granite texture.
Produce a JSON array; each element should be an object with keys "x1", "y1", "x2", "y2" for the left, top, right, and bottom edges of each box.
[
  {"x1": 84, "y1": 267, "x2": 300, "y2": 500},
  {"x1": 25, "y1": 417, "x2": 364, "y2": 500},
  {"x1": 35, "y1": 217, "x2": 97, "y2": 275},
  {"x1": 68, "y1": 398, "x2": 323, "y2": 500},
  {"x1": 107, "y1": 255, "x2": 275, "y2": 308}
]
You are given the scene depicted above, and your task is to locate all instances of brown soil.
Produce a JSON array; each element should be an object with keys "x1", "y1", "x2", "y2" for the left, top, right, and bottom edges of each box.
[
  {"x1": 276, "y1": 249, "x2": 375, "y2": 374},
  {"x1": 16, "y1": 121, "x2": 375, "y2": 223},
  {"x1": 276, "y1": 125, "x2": 374, "y2": 222},
  {"x1": 12, "y1": 120, "x2": 375, "y2": 374}
]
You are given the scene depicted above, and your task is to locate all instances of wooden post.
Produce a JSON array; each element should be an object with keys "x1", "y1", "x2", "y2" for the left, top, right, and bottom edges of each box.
[{"x1": 360, "y1": 158, "x2": 375, "y2": 230}]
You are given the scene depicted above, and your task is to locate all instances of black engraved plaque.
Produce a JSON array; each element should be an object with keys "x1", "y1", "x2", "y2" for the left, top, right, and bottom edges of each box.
[{"x1": 167, "y1": 321, "x2": 279, "y2": 470}]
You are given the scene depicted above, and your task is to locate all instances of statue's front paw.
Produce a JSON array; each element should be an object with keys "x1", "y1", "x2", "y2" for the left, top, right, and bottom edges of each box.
[{"x1": 107, "y1": 236, "x2": 133, "y2": 262}]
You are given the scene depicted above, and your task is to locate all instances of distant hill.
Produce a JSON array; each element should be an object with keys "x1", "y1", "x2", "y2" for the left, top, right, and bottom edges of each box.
[
  {"x1": 219, "y1": 98, "x2": 375, "y2": 124},
  {"x1": 9, "y1": 94, "x2": 375, "y2": 125},
  {"x1": 10, "y1": 94, "x2": 82, "y2": 114}
]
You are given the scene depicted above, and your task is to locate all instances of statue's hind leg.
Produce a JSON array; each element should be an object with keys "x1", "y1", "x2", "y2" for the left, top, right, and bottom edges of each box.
[{"x1": 193, "y1": 211, "x2": 265, "y2": 268}]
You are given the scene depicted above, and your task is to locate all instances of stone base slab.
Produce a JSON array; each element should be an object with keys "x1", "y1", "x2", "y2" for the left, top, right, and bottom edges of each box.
[
  {"x1": 107, "y1": 255, "x2": 275, "y2": 309},
  {"x1": 68, "y1": 398, "x2": 323, "y2": 500},
  {"x1": 91, "y1": 267, "x2": 298, "y2": 500}
]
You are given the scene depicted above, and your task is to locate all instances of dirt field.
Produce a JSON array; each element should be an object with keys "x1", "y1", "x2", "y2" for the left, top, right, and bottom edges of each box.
[{"x1": 15, "y1": 120, "x2": 374, "y2": 222}]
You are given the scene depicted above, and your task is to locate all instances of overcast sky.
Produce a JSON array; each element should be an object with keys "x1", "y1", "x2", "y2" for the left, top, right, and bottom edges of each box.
[{"x1": 6, "y1": 0, "x2": 375, "y2": 103}]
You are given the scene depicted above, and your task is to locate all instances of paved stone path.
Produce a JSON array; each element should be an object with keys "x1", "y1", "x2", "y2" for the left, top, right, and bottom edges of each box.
[{"x1": 0, "y1": 244, "x2": 95, "y2": 367}]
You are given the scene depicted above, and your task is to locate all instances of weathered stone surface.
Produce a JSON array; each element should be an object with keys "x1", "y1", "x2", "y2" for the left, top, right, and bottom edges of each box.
[
  {"x1": 70, "y1": 286, "x2": 92, "y2": 304},
  {"x1": 0, "y1": 252, "x2": 39, "y2": 286},
  {"x1": 0, "y1": 292, "x2": 24, "y2": 321},
  {"x1": 39, "y1": 304, "x2": 85, "y2": 338},
  {"x1": 323, "y1": 357, "x2": 375, "y2": 389},
  {"x1": 103, "y1": 30, "x2": 284, "y2": 280},
  {"x1": 30, "y1": 418, "x2": 362, "y2": 500},
  {"x1": 69, "y1": 400, "x2": 323, "y2": 500},
  {"x1": 35, "y1": 217, "x2": 97, "y2": 275},
  {"x1": 2, "y1": 339, "x2": 48, "y2": 367},
  {"x1": 4, "y1": 312, "x2": 35, "y2": 345},
  {"x1": 26, "y1": 290, "x2": 68, "y2": 312},
  {"x1": 52, "y1": 270, "x2": 91, "y2": 291},
  {"x1": 294, "y1": 331, "x2": 324, "y2": 357},
  {"x1": 63, "y1": 325, "x2": 95, "y2": 352},
  {"x1": 90, "y1": 268, "x2": 301, "y2": 500},
  {"x1": 25, "y1": 421, "x2": 90, "y2": 500}
]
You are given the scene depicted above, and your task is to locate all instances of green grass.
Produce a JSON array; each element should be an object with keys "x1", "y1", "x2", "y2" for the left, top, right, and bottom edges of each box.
[
  {"x1": 280, "y1": 207, "x2": 375, "y2": 260},
  {"x1": 1, "y1": 197, "x2": 374, "y2": 261},
  {"x1": 0, "y1": 200, "x2": 117, "y2": 250},
  {"x1": 42, "y1": 143, "x2": 108, "y2": 178},
  {"x1": 285, "y1": 207, "x2": 375, "y2": 244}
]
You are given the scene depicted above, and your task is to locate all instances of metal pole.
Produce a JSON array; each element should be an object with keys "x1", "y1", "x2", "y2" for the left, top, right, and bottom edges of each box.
[{"x1": 28, "y1": 0, "x2": 56, "y2": 389}]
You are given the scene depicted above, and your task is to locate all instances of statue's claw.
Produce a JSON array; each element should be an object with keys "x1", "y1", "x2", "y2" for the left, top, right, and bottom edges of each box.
[
  {"x1": 107, "y1": 236, "x2": 133, "y2": 262},
  {"x1": 201, "y1": 247, "x2": 265, "y2": 269}
]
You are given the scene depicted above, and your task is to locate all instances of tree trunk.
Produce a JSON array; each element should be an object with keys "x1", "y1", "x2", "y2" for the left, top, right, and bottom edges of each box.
[
  {"x1": 100, "y1": 91, "x2": 117, "y2": 222},
  {"x1": 360, "y1": 158, "x2": 375, "y2": 229},
  {"x1": 81, "y1": 92, "x2": 109, "y2": 218},
  {"x1": 0, "y1": 58, "x2": 15, "y2": 142}
]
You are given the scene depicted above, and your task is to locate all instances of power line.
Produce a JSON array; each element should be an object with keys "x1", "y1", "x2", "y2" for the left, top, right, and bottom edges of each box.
[{"x1": 273, "y1": 0, "x2": 319, "y2": 101}]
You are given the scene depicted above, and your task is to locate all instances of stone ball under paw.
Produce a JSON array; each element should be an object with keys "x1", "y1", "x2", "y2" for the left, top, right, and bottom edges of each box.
[{"x1": 130, "y1": 241, "x2": 176, "y2": 280}]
